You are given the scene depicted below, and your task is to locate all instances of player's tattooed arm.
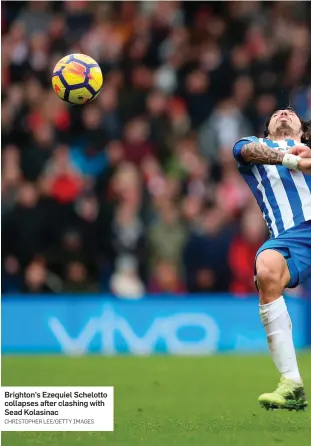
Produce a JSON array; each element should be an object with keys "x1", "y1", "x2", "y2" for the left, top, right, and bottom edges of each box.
[{"x1": 241, "y1": 142, "x2": 284, "y2": 165}]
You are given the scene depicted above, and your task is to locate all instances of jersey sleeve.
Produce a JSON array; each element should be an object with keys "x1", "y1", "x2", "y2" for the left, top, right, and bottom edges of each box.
[{"x1": 232, "y1": 136, "x2": 259, "y2": 168}]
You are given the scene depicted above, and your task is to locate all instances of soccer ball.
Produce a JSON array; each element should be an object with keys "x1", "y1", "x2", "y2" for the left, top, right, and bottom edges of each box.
[{"x1": 52, "y1": 54, "x2": 103, "y2": 105}]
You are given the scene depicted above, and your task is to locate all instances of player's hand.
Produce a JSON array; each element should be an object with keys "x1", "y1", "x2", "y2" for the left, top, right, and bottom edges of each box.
[
  {"x1": 289, "y1": 145, "x2": 311, "y2": 158},
  {"x1": 297, "y1": 157, "x2": 311, "y2": 174}
]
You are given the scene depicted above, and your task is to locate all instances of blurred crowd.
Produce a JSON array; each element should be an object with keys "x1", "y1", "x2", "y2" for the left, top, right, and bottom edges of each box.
[{"x1": 2, "y1": 1, "x2": 311, "y2": 297}]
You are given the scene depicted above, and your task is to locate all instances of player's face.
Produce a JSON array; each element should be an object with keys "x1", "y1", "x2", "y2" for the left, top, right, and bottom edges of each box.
[{"x1": 268, "y1": 109, "x2": 302, "y2": 137}]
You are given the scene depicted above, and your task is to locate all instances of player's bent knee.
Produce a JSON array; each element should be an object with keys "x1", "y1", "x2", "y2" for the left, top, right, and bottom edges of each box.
[
  {"x1": 256, "y1": 250, "x2": 289, "y2": 290},
  {"x1": 256, "y1": 266, "x2": 281, "y2": 288},
  {"x1": 256, "y1": 255, "x2": 281, "y2": 287}
]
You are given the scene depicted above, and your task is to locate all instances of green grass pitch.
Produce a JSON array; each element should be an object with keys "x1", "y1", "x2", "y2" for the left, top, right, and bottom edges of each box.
[{"x1": 1, "y1": 354, "x2": 311, "y2": 446}]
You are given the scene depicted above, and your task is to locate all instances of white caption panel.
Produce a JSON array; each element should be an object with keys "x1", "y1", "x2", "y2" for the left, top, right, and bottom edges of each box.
[{"x1": 0, "y1": 387, "x2": 114, "y2": 431}]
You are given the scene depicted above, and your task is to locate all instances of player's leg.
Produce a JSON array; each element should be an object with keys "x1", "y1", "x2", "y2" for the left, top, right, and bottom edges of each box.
[
  {"x1": 256, "y1": 249, "x2": 300, "y2": 380},
  {"x1": 255, "y1": 249, "x2": 308, "y2": 410},
  {"x1": 256, "y1": 249, "x2": 290, "y2": 303}
]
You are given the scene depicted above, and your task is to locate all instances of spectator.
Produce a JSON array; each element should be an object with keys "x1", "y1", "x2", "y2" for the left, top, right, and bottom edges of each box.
[
  {"x1": 17, "y1": 1, "x2": 52, "y2": 37},
  {"x1": 198, "y1": 99, "x2": 253, "y2": 163},
  {"x1": 21, "y1": 258, "x2": 60, "y2": 294},
  {"x1": 2, "y1": 145, "x2": 22, "y2": 214},
  {"x1": 123, "y1": 117, "x2": 154, "y2": 166},
  {"x1": 110, "y1": 255, "x2": 145, "y2": 299},
  {"x1": 183, "y1": 69, "x2": 214, "y2": 128},
  {"x1": 63, "y1": 261, "x2": 98, "y2": 293},
  {"x1": 183, "y1": 205, "x2": 235, "y2": 293},
  {"x1": 98, "y1": 85, "x2": 122, "y2": 140},
  {"x1": 2, "y1": 256, "x2": 22, "y2": 294},
  {"x1": 40, "y1": 145, "x2": 84, "y2": 205},
  {"x1": 2, "y1": 182, "x2": 47, "y2": 267},
  {"x1": 146, "y1": 90, "x2": 172, "y2": 161},
  {"x1": 148, "y1": 259, "x2": 186, "y2": 294},
  {"x1": 148, "y1": 204, "x2": 187, "y2": 274},
  {"x1": 229, "y1": 207, "x2": 267, "y2": 295}
]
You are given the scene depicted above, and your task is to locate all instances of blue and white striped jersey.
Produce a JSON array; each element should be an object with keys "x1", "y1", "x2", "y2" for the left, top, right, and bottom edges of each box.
[{"x1": 233, "y1": 136, "x2": 311, "y2": 238}]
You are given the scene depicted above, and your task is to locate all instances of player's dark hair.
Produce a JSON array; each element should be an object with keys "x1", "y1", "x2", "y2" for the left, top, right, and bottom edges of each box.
[{"x1": 264, "y1": 107, "x2": 311, "y2": 147}]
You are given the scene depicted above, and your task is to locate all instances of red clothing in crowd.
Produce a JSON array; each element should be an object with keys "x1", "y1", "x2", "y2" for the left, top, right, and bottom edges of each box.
[
  {"x1": 123, "y1": 142, "x2": 154, "y2": 166},
  {"x1": 50, "y1": 174, "x2": 83, "y2": 204},
  {"x1": 228, "y1": 235, "x2": 262, "y2": 295}
]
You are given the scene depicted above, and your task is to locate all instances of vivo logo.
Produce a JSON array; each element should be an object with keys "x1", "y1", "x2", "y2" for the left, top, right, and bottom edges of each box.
[{"x1": 48, "y1": 305, "x2": 219, "y2": 355}]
